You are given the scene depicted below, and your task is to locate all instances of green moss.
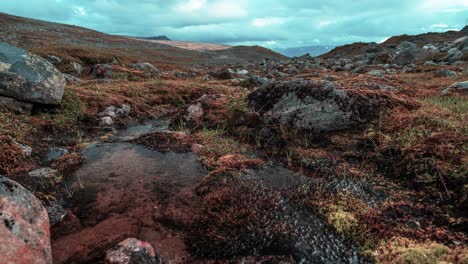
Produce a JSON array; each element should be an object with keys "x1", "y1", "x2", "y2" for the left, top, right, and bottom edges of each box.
[
  {"x1": 326, "y1": 209, "x2": 358, "y2": 234},
  {"x1": 396, "y1": 248, "x2": 437, "y2": 264}
]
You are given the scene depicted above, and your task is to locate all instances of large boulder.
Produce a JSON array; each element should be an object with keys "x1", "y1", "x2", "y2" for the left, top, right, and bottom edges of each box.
[
  {"x1": 0, "y1": 42, "x2": 66, "y2": 104},
  {"x1": 392, "y1": 41, "x2": 421, "y2": 65},
  {"x1": 0, "y1": 176, "x2": 52, "y2": 264},
  {"x1": 247, "y1": 79, "x2": 408, "y2": 132}
]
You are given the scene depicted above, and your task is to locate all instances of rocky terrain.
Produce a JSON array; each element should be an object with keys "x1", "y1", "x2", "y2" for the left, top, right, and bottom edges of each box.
[{"x1": 0, "y1": 12, "x2": 467, "y2": 264}]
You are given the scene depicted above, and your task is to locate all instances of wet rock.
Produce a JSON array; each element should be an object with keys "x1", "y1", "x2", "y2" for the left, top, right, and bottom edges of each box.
[
  {"x1": 0, "y1": 95, "x2": 33, "y2": 114},
  {"x1": 248, "y1": 79, "x2": 401, "y2": 132},
  {"x1": 28, "y1": 167, "x2": 58, "y2": 178},
  {"x1": 0, "y1": 176, "x2": 52, "y2": 264},
  {"x1": 44, "y1": 147, "x2": 69, "y2": 164},
  {"x1": 211, "y1": 68, "x2": 234, "y2": 79},
  {"x1": 53, "y1": 217, "x2": 139, "y2": 264},
  {"x1": 105, "y1": 238, "x2": 160, "y2": 264},
  {"x1": 0, "y1": 41, "x2": 66, "y2": 104}
]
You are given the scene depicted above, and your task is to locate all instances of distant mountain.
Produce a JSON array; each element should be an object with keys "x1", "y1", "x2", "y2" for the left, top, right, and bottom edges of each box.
[
  {"x1": 274, "y1": 45, "x2": 335, "y2": 57},
  {"x1": 140, "y1": 35, "x2": 171, "y2": 41},
  {"x1": 0, "y1": 13, "x2": 286, "y2": 65}
]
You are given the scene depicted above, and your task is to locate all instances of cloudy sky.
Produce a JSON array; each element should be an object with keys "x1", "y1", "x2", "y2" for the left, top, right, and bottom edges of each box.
[{"x1": 1, "y1": 0, "x2": 468, "y2": 48}]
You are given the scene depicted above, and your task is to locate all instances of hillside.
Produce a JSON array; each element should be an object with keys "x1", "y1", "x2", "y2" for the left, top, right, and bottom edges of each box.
[
  {"x1": 0, "y1": 13, "x2": 286, "y2": 66},
  {"x1": 321, "y1": 27, "x2": 468, "y2": 60}
]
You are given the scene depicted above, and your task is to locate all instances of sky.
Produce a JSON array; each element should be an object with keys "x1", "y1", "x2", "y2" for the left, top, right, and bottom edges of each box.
[{"x1": 1, "y1": 0, "x2": 468, "y2": 49}]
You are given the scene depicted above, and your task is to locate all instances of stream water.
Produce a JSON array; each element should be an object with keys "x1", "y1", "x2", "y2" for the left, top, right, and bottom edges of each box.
[{"x1": 51, "y1": 121, "x2": 364, "y2": 264}]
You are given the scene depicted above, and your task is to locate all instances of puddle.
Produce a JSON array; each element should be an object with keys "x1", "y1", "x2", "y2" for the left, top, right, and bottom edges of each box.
[{"x1": 52, "y1": 142, "x2": 207, "y2": 263}]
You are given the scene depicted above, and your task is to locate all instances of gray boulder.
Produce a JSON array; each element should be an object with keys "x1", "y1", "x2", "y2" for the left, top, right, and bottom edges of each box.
[
  {"x1": 129, "y1": 62, "x2": 160, "y2": 77},
  {"x1": 393, "y1": 41, "x2": 421, "y2": 65},
  {"x1": 247, "y1": 79, "x2": 395, "y2": 132},
  {"x1": 0, "y1": 176, "x2": 52, "y2": 264},
  {"x1": 0, "y1": 42, "x2": 66, "y2": 105},
  {"x1": 441, "y1": 48, "x2": 463, "y2": 64}
]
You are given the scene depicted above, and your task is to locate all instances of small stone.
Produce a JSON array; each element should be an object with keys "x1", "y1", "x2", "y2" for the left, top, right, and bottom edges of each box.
[
  {"x1": 16, "y1": 143, "x2": 32, "y2": 156},
  {"x1": 100, "y1": 116, "x2": 114, "y2": 126},
  {"x1": 63, "y1": 73, "x2": 82, "y2": 84},
  {"x1": 100, "y1": 106, "x2": 118, "y2": 118},
  {"x1": 28, "y1": 167, "x2": 58, "y2": 178},
  {"x1": 44, "y1": 147, "x2": 69, "y2": 164},
  {"x1": 116, "y1": 104, "x2": 131, "y2": 117},
  {"x1": 424, "y1": 60, "x2": 438, "y2": 66},
  {"x1": 236, "y1": 69, "x2": 249, "y2": 75},
  {"x1": 191, "y1": 143, "x2": 205, "y2": 154},
  {"x1": 367, "y1": 70, "x2": 385, "y2": 77},
  {"x1": 105, "y1": 238, "x2": 160, "y2": 264}
]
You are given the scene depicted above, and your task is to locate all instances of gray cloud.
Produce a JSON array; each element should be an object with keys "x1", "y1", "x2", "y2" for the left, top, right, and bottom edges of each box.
[{"x1": 1, "y1": 0, "x2": 467, "y2": 48}]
